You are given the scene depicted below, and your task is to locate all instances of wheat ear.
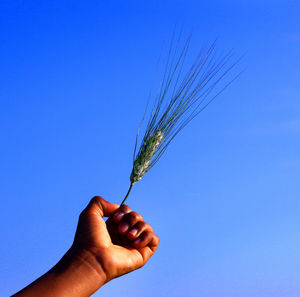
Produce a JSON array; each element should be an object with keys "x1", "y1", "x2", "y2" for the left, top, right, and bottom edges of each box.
[
  {"x1": 120, "y1": 33, "x2": 239, "y2": 205},
  {"x1": 120, "y1": 130, "x2": 164, "y2": 205}
]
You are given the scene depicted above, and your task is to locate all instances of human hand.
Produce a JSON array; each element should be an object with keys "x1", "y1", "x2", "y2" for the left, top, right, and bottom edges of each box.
[
  {"x1": 12, "y1": 196, "x2": 159, "y2": 297},
  {"x1": 71, "y1": 196, "x2": 160, "y2": 284}
]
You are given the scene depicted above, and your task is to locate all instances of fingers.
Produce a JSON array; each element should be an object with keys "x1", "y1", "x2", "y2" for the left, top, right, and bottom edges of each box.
[
  {"x1": 137, "y1": 233, "x2": 160, "y2": 263},
  {"x1": 84, "y1": 196, "x2": 119, "y2": 218},
  {"x1": 133, "y1": 230, "x2": 154, "y2": 248},
  {"x1": 118, "y1": 212, "x2": 143, "y2": 234},
  {"x1": 112, "y1": 205, "x2": 159, "y2": 250},
  {"x1": 127, "y1": 221, "x2": 151, "y2": 239},
  {"x1": 113, "y1": 204, "x2": 132, "y2": 223}
]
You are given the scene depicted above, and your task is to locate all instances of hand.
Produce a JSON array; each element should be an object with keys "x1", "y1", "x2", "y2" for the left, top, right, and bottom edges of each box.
[
  {"x1": 12, "y1": 196, "x2": 159, "y2": 297},
  {"x1": 72, "y1": 196, "x2": 160, "y2": 283}
]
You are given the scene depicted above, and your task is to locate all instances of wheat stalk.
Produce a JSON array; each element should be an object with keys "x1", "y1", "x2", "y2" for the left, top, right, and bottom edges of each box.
[{"x1": 120, "y1": 33, "x2": 240, "y2": 205}]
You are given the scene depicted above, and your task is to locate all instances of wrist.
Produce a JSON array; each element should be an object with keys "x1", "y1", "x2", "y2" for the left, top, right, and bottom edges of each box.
[
  {"x1": 13, "y1": 247, "x2": 107, "y2": 297},
  {"x1": 51, "y1": 246, "x2": 107, "y2": 296}
]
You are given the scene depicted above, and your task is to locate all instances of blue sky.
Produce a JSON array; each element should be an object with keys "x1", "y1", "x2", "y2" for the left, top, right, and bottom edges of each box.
[{"x1": 1, "y1": 1, "x2": 300, "y2": 296}]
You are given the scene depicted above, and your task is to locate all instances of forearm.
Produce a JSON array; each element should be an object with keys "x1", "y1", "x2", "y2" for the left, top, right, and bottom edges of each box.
[{"x1": 12, "y1": 247, "x2": 107, "y2": 297}]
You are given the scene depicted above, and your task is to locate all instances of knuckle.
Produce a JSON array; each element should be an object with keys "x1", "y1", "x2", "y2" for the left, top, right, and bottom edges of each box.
[
  {"x1": 135, "y1": 221, "x2": 146, "y2": 229},
  {"x1": 89, "y1": 196, "x2": 103, "y2": 209},
  {"x1": 91, "y1": 196, "x2": 102, "y2": 203},
  {"x1": 143, "y1": 222, "x2": 154, "y2": 232},
  {"x1": 144, "y1": 229, "x2": 151, "y2": 235},
  {"x1": 144, "y1": 230, "x2": 153, "y2": 238},
  {"x1": 130, "y1": 211, "x2": 143, "y2": 221},
  {"x1": 122, "y1": 212, "x2": 137, "y2": 225},
  {"x1": 120, "y1": 204, "x2": 131, "y2": 213}
]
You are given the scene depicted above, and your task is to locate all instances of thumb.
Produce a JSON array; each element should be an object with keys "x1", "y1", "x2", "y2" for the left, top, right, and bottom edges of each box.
[{"x1": 85, "y1": 196, "x2": 120, "y2": 217}]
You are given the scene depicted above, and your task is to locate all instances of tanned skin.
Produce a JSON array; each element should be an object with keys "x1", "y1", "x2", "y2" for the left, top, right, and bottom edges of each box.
[{"x1": 13, "y1": 196, "x2": 160, "y2": 297}]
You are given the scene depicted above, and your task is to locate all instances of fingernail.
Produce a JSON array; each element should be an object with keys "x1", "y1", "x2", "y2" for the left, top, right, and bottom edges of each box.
[
  {"x1": 135, "y1": 238, "x2": 142, "y2": 244},
  {"x1": 114, "y1": 212, "x2": 124, "y2": 222},
  {"x1": 119, "y1": 223, "x2": 129, "y2": 233},
  {"x1": 129, "y1": 228, "x2": 138, "y2": 237}
]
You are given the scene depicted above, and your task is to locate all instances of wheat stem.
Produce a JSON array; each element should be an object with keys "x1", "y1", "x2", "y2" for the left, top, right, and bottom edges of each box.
[{"x1": 120, "y1": 182, "x2": 134, "y2": 205}]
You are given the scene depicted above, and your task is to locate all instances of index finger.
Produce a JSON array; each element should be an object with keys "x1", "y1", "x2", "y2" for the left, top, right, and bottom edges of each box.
[{"x1": 85, "y1": 196, "x2": 120, "y2": 217}]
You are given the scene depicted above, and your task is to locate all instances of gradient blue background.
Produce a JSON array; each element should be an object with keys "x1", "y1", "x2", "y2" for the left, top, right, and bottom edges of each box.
[{"x1": 1, "y1": 1, "x2": 300, "y2": 296}]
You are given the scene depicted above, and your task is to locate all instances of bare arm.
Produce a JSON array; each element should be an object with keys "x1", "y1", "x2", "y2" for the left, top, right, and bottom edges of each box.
[{"x1": 13, "y1": 196, "x2": 159, "y2": 297}]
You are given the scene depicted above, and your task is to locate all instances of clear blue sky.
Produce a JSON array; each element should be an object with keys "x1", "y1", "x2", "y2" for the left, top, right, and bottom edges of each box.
[{"x1": 1, "y1": 1, "x2": 300, "y2": 296}]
